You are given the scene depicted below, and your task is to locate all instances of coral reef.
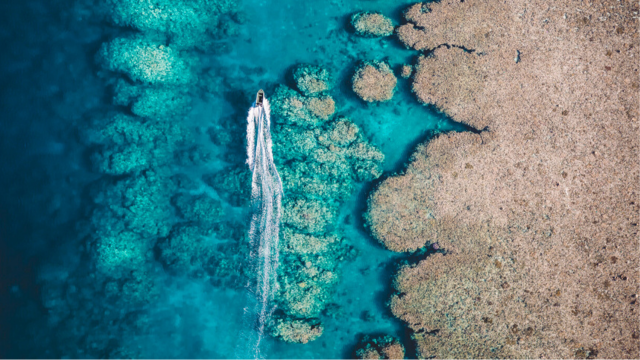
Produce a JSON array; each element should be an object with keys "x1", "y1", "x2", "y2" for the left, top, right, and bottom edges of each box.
[
  {"x1": 277, "y1": 259, "x2": 338, "y2": 318},
  {"x1": 94, "y1": 230, "x2": 152, "y2": 279},
  {"x1": 269, "y1": 315, "x2": 324, "y2": 344},
  {"x1": 355, "y1": 335, "x2": 405, "y2": 359},
  {"x1": 399, "y1": 65, "x2": 412, "y2": 79},
  {"x1": 350, "y1": 12, "x2": 394, "y2": 38},
  {"x1": 172, "y1": 193, "x2": 225, "y2": 231},
  {"x1": 282, "y1": 196, "x2": 339, "y2": 235},
  {"x1": 113, "y1": 79, "x2": 192, "y2": 119},
  {"x1": 82, "y1": 113, "x2": 187, "y2": 174},
  {"x1": 267, "y1": 65, "x2": 384, "y2": 343},
  {"x1": 31, "y1": 0, "x2": 244, "y2": 357},
  {"x1": 89, "y1": 170, "x2": 174, "y2": 239},
  {"x1": 86, "y1": 170, "x2": 176, "y2": 308},
  {"x1": 367, "y1": 0, "x2": 639, "y2": 358},
  {"x1": 391, "y1": 247, "x2": 525, "y2": 359},
  {"x1": 98, "y1": 34, "x2": 198, "y2": 86},
  {"x1": 271, "y1": 85, "x2": 334, "y2": 127},
  {"x1": 352, "y1": 61, "x2": 396, "y2": 102},
  {"x1": 103, "y1": 0, "x2": 237, "y2": 48},
  {"x1": 279, "y1": 161, "x2": 353, "y2": 201},
  {"x1": 157, "y1": 224, "x2": 213, "y2": 271},
  {"x1": 304, "y1": 95, "x2": 335, "y2": 120},
  {"x1": 281, "y1": 227, "x2": 347, "y2": 256},
  {"x1": 292, "y1": 64, "x2": 333, "y2": 96},
  {"x1": 202, "y1": 166, "x2": 252, "y2": 207}
]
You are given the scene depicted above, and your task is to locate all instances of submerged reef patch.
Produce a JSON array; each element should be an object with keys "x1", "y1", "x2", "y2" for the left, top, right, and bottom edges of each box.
[
  {"x1": 35, "y1": 0, "x2": 242, "y2": 357},
  {"x1": 269, "y1": 315, "x2": 324, "y2": 344},
  {"x1": 355, "y1": 335, "x2": 405, "y2": 360},
  {"x1": 113, "y1": 79, "x2": 192, "y2": 119},
  {"x1": 98, "y1": 34, "x2": 199, "y2": 86},
  {"x1": 350, "y1": 11, "x2": 394, "y2": 38},
  {"x1": 82, "y1": 113, "x2": 187, "y2": 175},
  {"x1": 104, "y1": 0, "x2": 237, "y2": 48},
  {"x1": 292, "y1": 64, "x2": 333, "y2": 96},
  {"x1": 186, "y1": 64, "x2": 383, "y2": 345},
  {"x1": 264, "y1": 65, "x2": 384, "y2": 343},
  {"x1": 89, "y1": 170, "x2": 175, "y2": 239},
  {"x1": 400, "y1": 65, "x2": 412, "y2": 79},
  {"x1": 270, "y1": 85, "x2": 333, "y2": 127},
  {"x1": 352, "y1": 60, "x2": 397, "y2": 102}
]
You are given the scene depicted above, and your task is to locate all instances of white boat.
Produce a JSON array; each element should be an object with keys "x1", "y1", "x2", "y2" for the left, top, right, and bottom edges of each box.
[{"x1": 256, "y1": 89, "x2": 264, "y2": 107}]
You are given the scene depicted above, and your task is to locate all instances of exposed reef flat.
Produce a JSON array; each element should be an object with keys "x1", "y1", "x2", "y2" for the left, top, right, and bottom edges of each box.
[{"x1": 367, "y1": 0, "x2": 639, "y2": 358}]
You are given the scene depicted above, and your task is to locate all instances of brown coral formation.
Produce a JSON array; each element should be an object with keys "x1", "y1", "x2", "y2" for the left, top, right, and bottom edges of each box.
[
  {"x1": 352, "y1": 61, "x2": 397, "y2": 102},
  {"x1": 391, "y1": 247, "x2": 528, "y2": 358},
  {"x1": 304, "y1": 95, "x2": 335, "y2": 120},
  {"x1": 368, "y1": 0, "x2": 639, "y2": 358},
  {"x1": 292, "y1": 64, "x2": 333, "y2": 96},
  {"x1": 356, "y1": 335, "x2": 405, "y2": 359},
  {"x1": 351, "y1": 11, "x2": 394, "y2": 37},
  {"x1": 269, "y1": 317, "x2": 324, "y2": 344},
  {"x1": 400, "y1": 65, "x2": 412, "y2": 79}
]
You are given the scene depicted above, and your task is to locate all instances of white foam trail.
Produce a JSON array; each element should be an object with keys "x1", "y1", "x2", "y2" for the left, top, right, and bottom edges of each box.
[{"x1": 238, "y1": 96, "x2": 284, "y2": 359}]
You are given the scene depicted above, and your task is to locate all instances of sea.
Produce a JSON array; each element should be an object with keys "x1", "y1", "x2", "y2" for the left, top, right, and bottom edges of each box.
[{"x1": 0, "y1": 0, "x2": 467, "y2": 358}]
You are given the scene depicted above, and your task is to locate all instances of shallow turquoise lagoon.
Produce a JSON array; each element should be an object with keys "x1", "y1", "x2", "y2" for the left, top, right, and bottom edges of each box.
[
  {"x1": 173, "y1": 1, "x2": 467, "y2": 358},
  {"x1": 0, "y1": 0, "x2": 468, "y2": 358}
]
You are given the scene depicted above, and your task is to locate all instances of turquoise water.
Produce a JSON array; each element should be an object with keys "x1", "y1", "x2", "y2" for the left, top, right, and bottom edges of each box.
[
  {"x1": 0, "y1": 0, "x2": 468, "y2": 358},
  {"x1": 213, "y1": 0, "x2": 464, "y2": 172},
  {"x1": 178, "y1": 1, "x2": 466, "y2": 358}
]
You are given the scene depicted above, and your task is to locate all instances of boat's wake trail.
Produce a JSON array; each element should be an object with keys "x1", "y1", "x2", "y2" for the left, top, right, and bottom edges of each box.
[{"x1": 237, "y1": 93, "x2": 283, "y2": 359}]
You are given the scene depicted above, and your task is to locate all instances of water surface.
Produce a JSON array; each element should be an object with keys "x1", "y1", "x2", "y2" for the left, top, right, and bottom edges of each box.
[{"x1": 0, "y1": 0, "x2": 467, "y2": 357}]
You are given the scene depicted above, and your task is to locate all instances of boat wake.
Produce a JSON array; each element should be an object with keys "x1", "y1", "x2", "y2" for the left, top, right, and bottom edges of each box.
[{"x1": 237, "y1": 91, "x2": 284, "y2": 359}]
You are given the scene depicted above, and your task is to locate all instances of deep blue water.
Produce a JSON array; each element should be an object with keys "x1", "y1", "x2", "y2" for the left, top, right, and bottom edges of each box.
[{"x1": 0, "y1": 0, "x2": 467, "y2": 358}]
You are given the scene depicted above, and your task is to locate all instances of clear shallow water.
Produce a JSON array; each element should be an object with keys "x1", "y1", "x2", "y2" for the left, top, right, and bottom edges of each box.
[
  {"x1": 187, "y1": 1, "x2": 467, "y2": 357},
  {"x1": 213, "y1": 0, "x2": 466, "y2": 172},
  {"x1": 0, "y1": 0, "x2": 467, "y2": 358}
]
